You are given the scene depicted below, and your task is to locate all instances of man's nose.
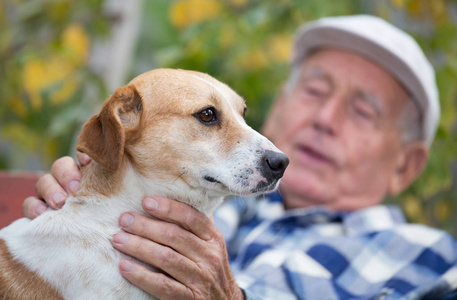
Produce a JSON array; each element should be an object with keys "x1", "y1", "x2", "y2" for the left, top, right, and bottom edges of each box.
[{"x1": 313, "y1": 96, "x2": 344, "y2": 135}]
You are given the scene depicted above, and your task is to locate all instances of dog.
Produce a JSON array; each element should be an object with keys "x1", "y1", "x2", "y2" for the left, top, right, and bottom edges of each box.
[{"x1": 0, "y1": 69, "x2": 288, "y2": 299}]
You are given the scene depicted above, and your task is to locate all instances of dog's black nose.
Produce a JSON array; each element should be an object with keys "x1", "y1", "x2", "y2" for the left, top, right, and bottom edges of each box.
[{"x1": 261, "y1": 150, "x2": 289, "y2": 180}]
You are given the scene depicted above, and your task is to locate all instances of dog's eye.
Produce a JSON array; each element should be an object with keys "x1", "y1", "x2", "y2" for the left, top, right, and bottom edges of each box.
[{"x1": 195, "y1": 107, "x2": 217, "y2": 124}]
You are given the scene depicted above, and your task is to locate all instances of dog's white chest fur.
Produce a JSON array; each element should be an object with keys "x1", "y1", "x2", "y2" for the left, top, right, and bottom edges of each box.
[
  {"x1": 0, "y1": 199, "x2": 152, "y2": 299},
  {"x1": 0, "y1": 164, "x2": 227, "y2": 299}
]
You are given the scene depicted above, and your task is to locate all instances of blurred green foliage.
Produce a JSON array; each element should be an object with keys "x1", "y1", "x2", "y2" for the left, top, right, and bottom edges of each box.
[
  {"x1": 1, "y1": 0, "x2": 456, "y2": 235},
  {"x1": 0, "y1": 0, "x2": 109, "y2": 169}
]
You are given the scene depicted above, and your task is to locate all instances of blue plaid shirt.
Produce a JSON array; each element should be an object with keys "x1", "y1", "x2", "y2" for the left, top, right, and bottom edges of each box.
[{"x1": 213, "y1": 192, "x2": 457, "y2": 300}]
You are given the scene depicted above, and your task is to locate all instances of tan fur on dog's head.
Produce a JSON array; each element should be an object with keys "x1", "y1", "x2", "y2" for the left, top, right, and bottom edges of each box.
[{"x1": 75, "y1": 69, "x2": 288, "y2": 214}]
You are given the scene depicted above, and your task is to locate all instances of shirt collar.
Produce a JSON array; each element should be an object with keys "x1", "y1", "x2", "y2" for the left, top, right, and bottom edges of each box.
[
  {"x1": 341, "y1": 204, "x2": 407, "y2": 236},
  {"x1": 259, "y1": 192, "x2": 407, "y2": 236}
]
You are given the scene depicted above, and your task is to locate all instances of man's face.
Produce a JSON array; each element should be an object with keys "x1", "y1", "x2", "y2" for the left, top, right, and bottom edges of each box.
[{"x1": 268, "y1": 49, "x2": 411, "y2": 210}]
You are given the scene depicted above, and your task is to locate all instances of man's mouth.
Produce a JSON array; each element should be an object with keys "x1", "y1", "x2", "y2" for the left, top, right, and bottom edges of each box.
[{"x1": 297, "y1": 145, "x2": 336, "y2": 168}]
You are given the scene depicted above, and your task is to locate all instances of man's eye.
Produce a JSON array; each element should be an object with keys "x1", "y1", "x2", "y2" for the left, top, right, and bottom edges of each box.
[
  {"x1": 302, "y1": 80, "x2": 330, "y2": 98},
  {"x1": 305, "y1": 87, "x2": 326, "y2": 97},
  {"x1": 355, "y1": 107, "x2": 374, "y2": 119},
  {"x1": 195, "y1": 107, "x2": 218, "y2": 124},
  {"x1": 353, "y1": 102, "x2": 377, "y2": 121}
]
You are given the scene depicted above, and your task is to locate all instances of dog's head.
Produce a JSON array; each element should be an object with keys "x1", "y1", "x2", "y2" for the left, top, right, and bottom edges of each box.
[{"x1": 77, "y1": 69, "x2": 288, "y2": 212}]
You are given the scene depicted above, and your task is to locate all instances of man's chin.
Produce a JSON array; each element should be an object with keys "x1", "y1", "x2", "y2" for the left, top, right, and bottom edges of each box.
[{"x1": 280, "y1": 173, "x2": 335, "y2": 208}]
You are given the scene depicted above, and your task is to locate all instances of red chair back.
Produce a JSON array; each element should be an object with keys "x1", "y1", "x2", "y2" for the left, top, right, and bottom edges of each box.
[{"x1": 0, "y1": 171, "x2": 41, "y2": 228}]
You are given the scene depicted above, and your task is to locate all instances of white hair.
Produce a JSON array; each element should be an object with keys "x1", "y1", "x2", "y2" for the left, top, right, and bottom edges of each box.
[{"x1": 397, "y1": 99, "x2": 422, "y2": 144}]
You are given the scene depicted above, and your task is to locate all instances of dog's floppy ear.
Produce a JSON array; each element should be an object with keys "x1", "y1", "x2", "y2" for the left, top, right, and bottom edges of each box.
[{"x1": 76, "y1": 85, "x2": 143, "y2": 171}]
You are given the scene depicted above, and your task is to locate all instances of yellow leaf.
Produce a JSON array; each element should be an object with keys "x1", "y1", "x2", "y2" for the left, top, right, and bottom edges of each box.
[
  {"x1": 47, "y1": 57, "x2": 78, "y2": 105},
  {"x1": 22, "y1": 56, "x2": 77, "y2": 109},
  {"x1": 23, "y1": 59, "x2": 46, "y2": 110},
  {"x1": 237, "y1": 48, "x2": 268, "y2": 71},
  {"x1": 391, "y1": 0, "x2": 407, "y2": 8},
  {"x1": 228, "y1": 0, "x2": 248, "y2": 8},
  {"x1": 219, "y1": 26, "x2": 236, "y2": 49},
  {"x1": 406, "y1": 0, "x2": 422, "y2": 17},
  {"x1": 170, "y1": 0, "x2": 222, "y2": 29},
  {"x1": 48, "y1": 1, "x2": 70, "y2": 23},
  {"x1": 62, "y1": 24, "x2": 90, "y2": 66},
  {"x1": 402, "y1": 195, "x2": 424, "y2": 222},
  {"x1": 430, "y1": 0, "x2": 448, "y2": 24},
  {"x1": 434, "y1": 201, "x2": 452, "y2": 222},
  {"x1": 267, "y1": 33, "x2": 293, "y2": 63}
]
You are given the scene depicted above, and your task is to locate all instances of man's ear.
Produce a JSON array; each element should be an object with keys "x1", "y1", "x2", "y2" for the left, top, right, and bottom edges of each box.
[
  {"x1": 388, "y1": 141, "x2": 428, "y2": 195},
  {"x1": 76, "y1": 85, "x2": 143, "y2": 171},
  {"x1": 261, "y1": 85, "x2": 289, "y2": 142}
]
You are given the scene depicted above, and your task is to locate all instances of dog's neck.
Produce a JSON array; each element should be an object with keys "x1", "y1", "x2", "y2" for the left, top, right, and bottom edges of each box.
[{"x1": 72, "y1": 160, "x2": 223, "y2": 218}]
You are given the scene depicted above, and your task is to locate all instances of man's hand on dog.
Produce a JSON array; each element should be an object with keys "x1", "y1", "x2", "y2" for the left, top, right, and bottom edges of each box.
[
  {"x1": 24, "y1": 155, "x2": 244, "y2": 300},
  {"x1": 113, "y1": 196, "x2": 244, "y2": 299},
  {"x1": 22, "y1": 152, "x2": 91, "y2": 218}
]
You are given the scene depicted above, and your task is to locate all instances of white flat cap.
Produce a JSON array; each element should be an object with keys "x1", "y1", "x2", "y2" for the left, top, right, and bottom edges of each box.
[{"x1": 293, "y1": 15, "x2": 440, "y2": 147}]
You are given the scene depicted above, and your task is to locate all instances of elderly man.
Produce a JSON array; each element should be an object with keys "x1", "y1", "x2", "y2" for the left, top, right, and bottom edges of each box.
[{"x1": 24, "y1": 15, "x2": 457, "y2": 299}]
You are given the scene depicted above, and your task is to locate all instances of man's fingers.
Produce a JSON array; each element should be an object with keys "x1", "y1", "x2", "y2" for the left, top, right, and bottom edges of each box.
[
  {"x1": 142, "y1": 197, "x2": 214, "y2": 241},
  {"x1": 119, "y1": 259, "x2": 193, "y2": 300},
  {"x1": 76, "y1": 152, "x2": 92, "y2": 167},
  {"x1": 28, "y1": 156, "x2": 80, "y2": 214},
  {"x1": 22, "y1": 196, "x2": 47, "y2": 219},
  {"x1": 115, "y1": 198, "x2": 240, "y2": 300},
  {"x1": 112, "y1": 231, "x2": 200, "y2": 285},
  {"x1": 50, "y1": 156, "x2": 81, "y2": 195},
  {"x1": 35, "y1": 173, "x2": 68, "y2": 209},
  {"x1": 118, "y1": 212, "x2": 204, "y2": 262}
]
